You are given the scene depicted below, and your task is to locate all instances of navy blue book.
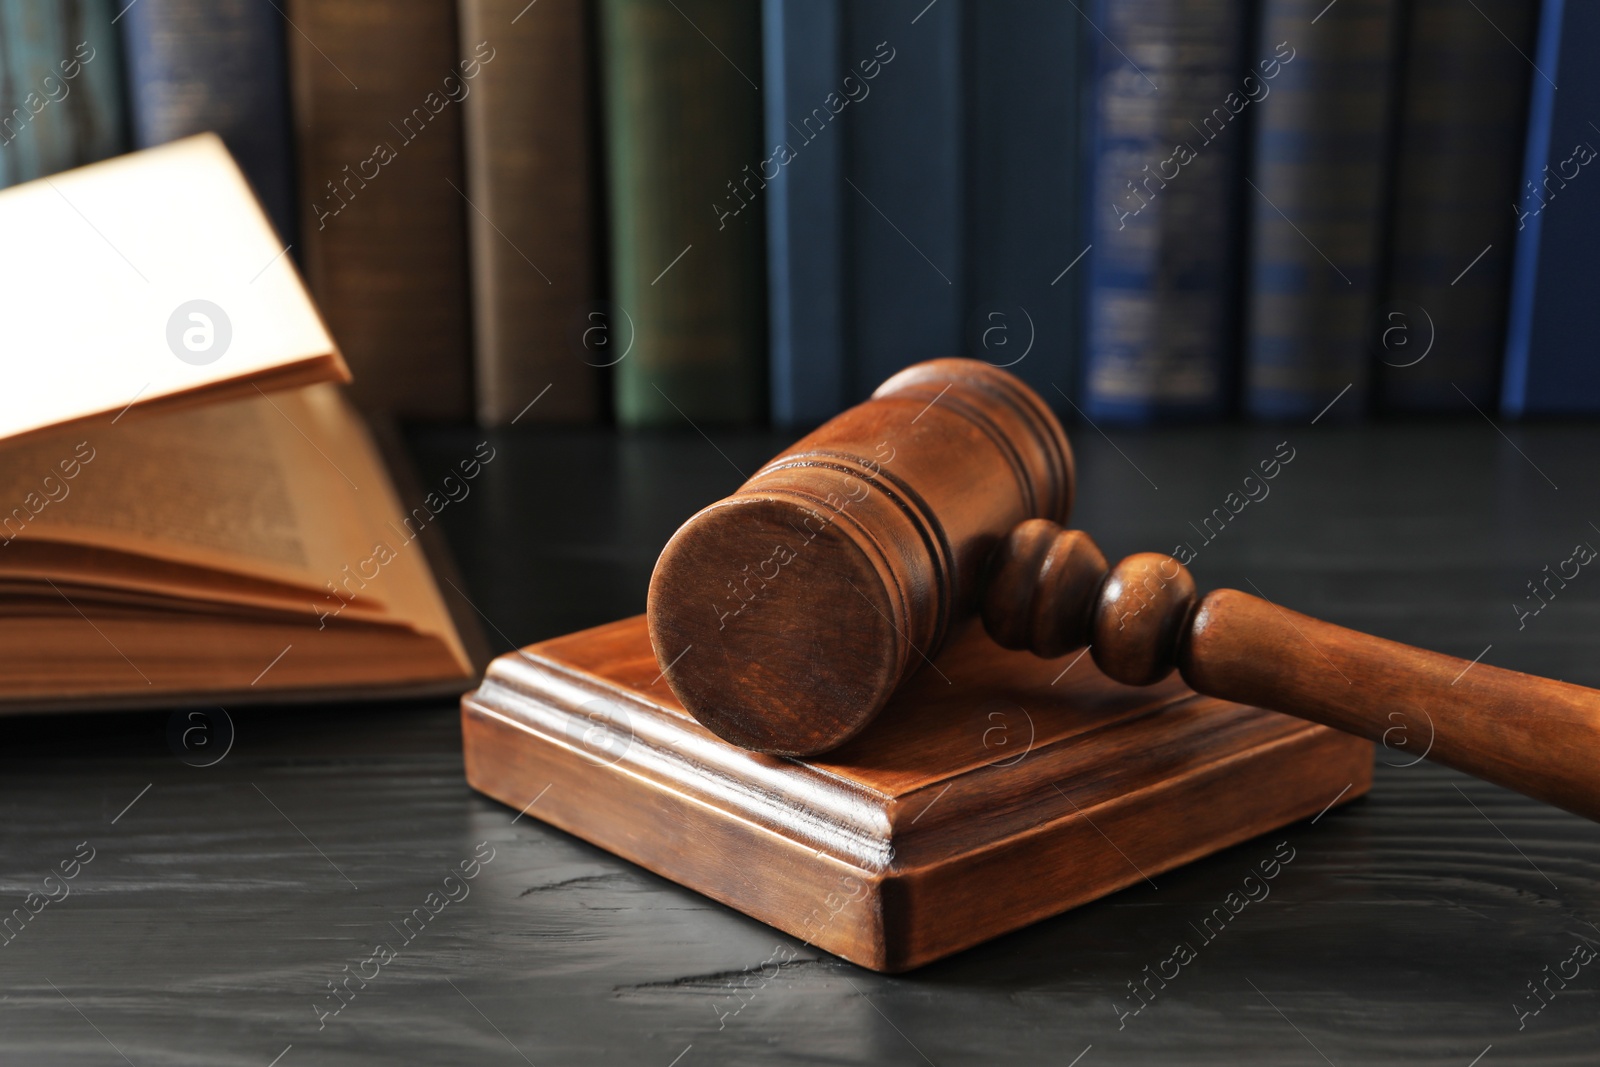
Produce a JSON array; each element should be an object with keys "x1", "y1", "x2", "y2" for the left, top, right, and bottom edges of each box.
[
  {"x1": 0, "y1": 0, "x2": 127, "y2": 189},
  {"x1": 967, "y1": 0, "x2": 1082, "y2": 409},
  {"x1": 1081, "y1": 0, "x2": 1248, "y2": 422},
  {"x1": 842, "y1": 0, "x2": 964, "y2": 398},
  {"x1": 1379, "y1": 0, "x2": 1536, "y2": 412},
  {"x1": 763, "y1": 0, "x2": 847, "y2": 427},
  {"x1": 764, "y1": 0, "x2": 1079, "y2": 426},
  {"x1": 119, "y1": 0, "x2": 296, "y2": 243},
  {"x1": 764, "y1": 0, "x2": 962, "y2": 424},
  {"x1": 1502, "y1": 0, "x2": 1600, "y2": 417},
  {"x1": 1243, "y1": 0, "x2": 1402, "y2": 421}
]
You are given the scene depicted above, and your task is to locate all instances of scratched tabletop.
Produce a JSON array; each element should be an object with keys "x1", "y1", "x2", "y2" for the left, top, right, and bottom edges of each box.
[{"x1": 3, "y1": 420, "x2": 1598, "y2": 1065}]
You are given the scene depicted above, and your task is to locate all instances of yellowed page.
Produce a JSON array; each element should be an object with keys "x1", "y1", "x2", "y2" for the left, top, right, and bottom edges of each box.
[
  {"x1": 0, "y1": 392, "x2": 381, "y2": 607},
  {"x1": 274, "y1": 386, "x2": 471, "y2": 666},
  {"x1": 0, "y1": 386, "x2": 469, "y2": 671},
  {"x1": 0, "y1": 134, "x2": 348, "y2": 445}
]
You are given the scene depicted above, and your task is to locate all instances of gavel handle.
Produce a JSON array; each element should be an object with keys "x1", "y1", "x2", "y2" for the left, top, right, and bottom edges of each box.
[{"x1": 984, "y1": 520, "x2": 1600, "y2": 823}]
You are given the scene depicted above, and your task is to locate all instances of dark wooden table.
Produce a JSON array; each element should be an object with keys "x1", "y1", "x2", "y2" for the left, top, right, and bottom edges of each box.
[{"x1": 4, "y1": 419, "x2": 1599, "y2": 1065}]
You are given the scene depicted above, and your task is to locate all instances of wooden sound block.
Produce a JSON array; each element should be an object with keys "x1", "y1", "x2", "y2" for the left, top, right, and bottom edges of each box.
[{"x1": 461, "y1": 616, "x2": 1373, "y2": 972}]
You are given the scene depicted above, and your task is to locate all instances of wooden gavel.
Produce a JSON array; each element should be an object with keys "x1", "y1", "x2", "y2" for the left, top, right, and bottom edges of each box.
[{"x1": 648, "y1": 359, "x2": 1600, "y2": 822}]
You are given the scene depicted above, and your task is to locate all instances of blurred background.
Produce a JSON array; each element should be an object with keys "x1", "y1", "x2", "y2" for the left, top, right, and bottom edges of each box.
[
  {"x1": 8, "y1": 9, "x2": 1600, "y2": 1064},
  {"x1": 1, "y1": 0, "x2": 1592, "y2": 430}
]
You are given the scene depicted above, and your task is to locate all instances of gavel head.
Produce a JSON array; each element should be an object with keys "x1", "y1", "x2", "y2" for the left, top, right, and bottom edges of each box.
[{"x1": 647, "y1": 359, "x2": 1074, "y2": 755}]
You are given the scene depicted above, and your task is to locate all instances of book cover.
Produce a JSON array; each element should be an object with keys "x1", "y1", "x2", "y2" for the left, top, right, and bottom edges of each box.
[
  {"x1": 1502, "y1": 0, "x2": 1600, "y2": 417},
  {"x1": 763, "y1": 0, "x2": 845, "y2": 427},
  {"x1": 285, "y1": 0, "x2": 474, "y2": 421},
  {"x1": 1379, "y1": 0, "x2": 1537, "y2": 411},
  {"x1": 1243, "y1": 0, "x2": 1402, "y2": 421},
  {"x1": 764, "y1": 1, "x2": 1079, "y2": 427},
  {"x1": 601, "y1": 0, "x2": 766, "y2": 427},
  {"x1": 460, "y1": 0, "x2": 602, "y2": 426},
  {"x1": 0, "y1": 0, "x2": 126, "y2": 189},
  {"x1": 1081, "y1": 0, "x2": 1248, "y2": 422},
  {"x1": 764, "y1": 0, "x2": 964, "y2": 423},
  {"x1": 842, "y1": 0, "x2": 964, "y2": 397},
  {"x1": 119, "y1": 0, "x2": 297, "y2": 245},
  {"x1": 967, "y1": 0, "x2": 1082, "y2": 411}
]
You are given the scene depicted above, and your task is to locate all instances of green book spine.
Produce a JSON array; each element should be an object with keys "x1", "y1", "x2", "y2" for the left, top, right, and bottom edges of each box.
[
  {"x1": 0, "y1": 0, "x2": 127, "y2": 189},
  {"x1": 600, "y1": 0, "x2": 766, "y2": 427}
]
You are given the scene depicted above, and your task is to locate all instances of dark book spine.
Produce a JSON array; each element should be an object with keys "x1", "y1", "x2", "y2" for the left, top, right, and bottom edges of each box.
[
  {"x1": 460, "y1": 0, "x2": 602, "y2": 426},
  {"x1": 285, "y1": 0, "x2": 473, "y2": 421},
  {"x1": 966, "y1": 0, "x2": 1083, "y2": 411},
  {"x1": 763, "y1": 0, "x2": 845, "y2": 429},
  {"x1": 601, "y1": 0, "x2": 766, "y2": 427},
  {"x1": 1378, "y1": 0, "x2": 1536, "y2": 412},
  {"x1": 1082, "y1": 0, "x2": 1247, "y2": 422},
  {"x1": 1243, "y1": 0, "x2": 1402, "y2": 421},
  {"x1": 767, "y1": 1, "x2": 1080, "y2": 424},
  {"x1": 1502, "y1": 0, "x2": 1600, "y2": 416},
  {"x1": 0, "y1": 0, "x2": 127, "y2": 189},
  {"x1": 119, "y1": 0, "x2": 296, "y2": 244},
  {"x1": 843, "y1": 0, "x2": 964, "y2": 397}
]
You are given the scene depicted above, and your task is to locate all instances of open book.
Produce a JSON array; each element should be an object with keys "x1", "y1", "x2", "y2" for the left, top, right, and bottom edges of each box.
[{"x1": 0, "y1": 136, "x2": 474, "y2": 710}]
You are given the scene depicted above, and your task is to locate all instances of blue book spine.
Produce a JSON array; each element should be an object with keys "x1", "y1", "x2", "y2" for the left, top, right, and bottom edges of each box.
[
  {"x1": 764, "y1": 0, "x2": 845, "y2": 428},
  {"x1": 1379, "y1": 0, "x2": 1536, "y2": 411},
  {"x1": 119, "y1": 0, "x2": 296, "y2": 244},
  {"x1": 768, "y1": 0, "x2": 1082, "y2": 423},
  {"x1": 0, "y1": 0, "x2": 127, "y2": 189},
  {"x1": 1243, "y1": 0, "x2": 1402, "y2": 421},
  {"x1": 967, "y1": 0, "x2": 1082, "y2": 409},
  {"x1": 1082, "y1": 0, "x2": 1247, "y2": 422},
  {"x1": 843, "y1": 0, "x2": 965, "y2": 398},
  {"x1": 1501, "y1": 0, "x2": 1600, "y2": 417}
]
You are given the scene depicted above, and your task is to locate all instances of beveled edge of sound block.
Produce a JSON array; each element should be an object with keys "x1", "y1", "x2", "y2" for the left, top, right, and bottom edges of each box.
[{"x1": 461, "y1": 616, "x2": 1374, "y2": 972}]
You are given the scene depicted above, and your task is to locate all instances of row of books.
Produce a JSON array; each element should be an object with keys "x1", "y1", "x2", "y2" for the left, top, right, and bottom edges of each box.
[
  {"x1": 2, "y1": 1, "x2": 1593, "y2": 426},
  {"x1": 0, "y1": 0, "x2": 595, "y2": 425},
  {"x1": 764, "y1": 0, "x2": 1597, "y2": 424}
]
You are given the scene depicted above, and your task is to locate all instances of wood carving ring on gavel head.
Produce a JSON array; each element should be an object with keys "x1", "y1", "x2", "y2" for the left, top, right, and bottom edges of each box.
[
  {"x1": 647, "y1": 360, "x2": 1074, "y2": 755},
  {"x1": 650, "y1": 361, "x2": 1600, "y2": 827}
]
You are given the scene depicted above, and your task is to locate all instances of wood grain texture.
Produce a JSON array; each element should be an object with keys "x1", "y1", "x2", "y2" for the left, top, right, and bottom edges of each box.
[
  {"x1": 286, "y1": 0, "x2": 472, "y2": 419},
  {"x1": 654, "y1": 359, "x2": 1600, "y2": 830},
  {"x1": 1185, "y1": 589, "x2": 1600, "y2": 822},
  {"x1": 463, "y1": 614, "x2": 1372, "y2": 971},
  {"x1": 985, "y1": 520, "x2": 1600, "y2": 823},
  {"x1": 648, "y1": 359, "x2": 1073, "y2": 754},
  {"x1": 1, "y1": 424, "x2": 1598, "y2": 1063}
]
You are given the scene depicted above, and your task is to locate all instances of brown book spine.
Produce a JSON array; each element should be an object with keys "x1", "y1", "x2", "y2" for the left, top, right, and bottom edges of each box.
[
  {"x1": 459, "y1": 0, "x2": 602, "y2": 425},
  {"x1": 286, "y1": 0, "x2": 474, "y2": 420}
]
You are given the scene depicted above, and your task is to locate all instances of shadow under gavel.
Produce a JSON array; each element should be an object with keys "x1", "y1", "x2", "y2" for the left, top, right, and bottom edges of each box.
[{"x1": 648, "y1": 359, "x2": 1600, "y2": 822}]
